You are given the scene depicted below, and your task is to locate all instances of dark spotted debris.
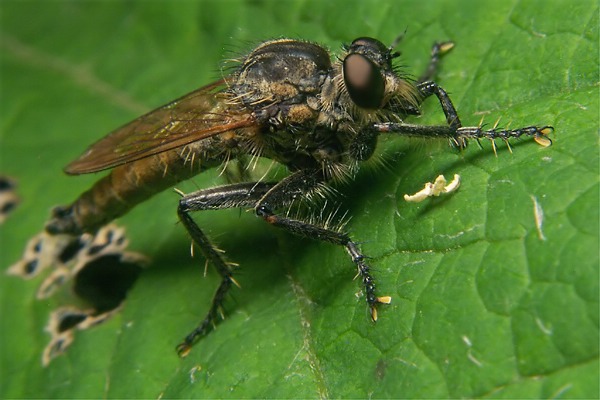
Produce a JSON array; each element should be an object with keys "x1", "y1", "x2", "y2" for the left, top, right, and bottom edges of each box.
[{"x1": 7, "y1": 224, "x2": 148, "y2": 366}]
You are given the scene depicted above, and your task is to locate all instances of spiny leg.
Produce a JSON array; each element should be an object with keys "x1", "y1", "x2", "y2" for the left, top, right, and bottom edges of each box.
[
  {"x1": 455, "y1": 125, "x2": 553, "y2": 147},
  {"x1": 372, "y1": 121, "x2": 553, "y2": 148},
  {"x1": 255, "y1": 170, "x2": 391, "y2": 321},
  {"x1": 372, "y1": 78, "x2": 553, "y2": 148},
  {"x1": 176, "y1": 182, "x2": 276, "y2": 356}
]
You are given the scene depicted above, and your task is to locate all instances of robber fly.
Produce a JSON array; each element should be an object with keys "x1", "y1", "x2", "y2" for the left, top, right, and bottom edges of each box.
[{"x1": 45, "y1": 36, "x2": 552, "y2": 356}]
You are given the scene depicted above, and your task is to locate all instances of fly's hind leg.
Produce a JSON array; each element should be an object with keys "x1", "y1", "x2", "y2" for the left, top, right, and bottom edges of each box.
[{"x1": 175, "y1": 181, "x2": 276, "y2": 357}]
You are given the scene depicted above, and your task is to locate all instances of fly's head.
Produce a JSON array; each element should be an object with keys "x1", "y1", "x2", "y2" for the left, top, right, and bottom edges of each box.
[{"x1": 321, "y1": 37, "x2": 420, "y2": 126}]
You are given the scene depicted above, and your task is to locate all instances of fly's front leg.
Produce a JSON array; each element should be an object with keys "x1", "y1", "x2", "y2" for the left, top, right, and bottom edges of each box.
[
  {"x1": 415, "y1": 41, "x2": 552, "y2": 147},
  {"x1": 176, "y1": 181, "x2": 276, "y2": 356},
  {"x1": 372, "y1": 79, "x2": 553, "y2": 148},
  {"x1": 255, "y1": 170, "x2": 391, "y2": 321},
  {"x1": 372, "y1": 119, "x2": 553, "y2": 149},
  {"x1": 415, "y1": 40, "x2": 461, "y2": 130},
  {"x1": 417, "y1": 81, "x2": 463, "y2": 131},
  {"x1": 418, "y1": 41, "x2": 455, "y2": 84}
]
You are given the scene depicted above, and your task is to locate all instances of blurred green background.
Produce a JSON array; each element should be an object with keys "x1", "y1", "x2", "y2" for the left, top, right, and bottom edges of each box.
[{"x1": 1, "y1": 0, "x2": 598, "y2": 398}]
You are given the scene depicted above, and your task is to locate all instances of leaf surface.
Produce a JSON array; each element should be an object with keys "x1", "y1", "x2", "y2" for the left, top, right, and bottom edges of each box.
[{"x1": 1, "y1": 0, "x2": 597, "y2": 398}]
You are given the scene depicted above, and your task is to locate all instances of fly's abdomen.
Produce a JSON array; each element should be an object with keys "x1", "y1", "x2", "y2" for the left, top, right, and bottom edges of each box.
[{"x1": 46, "y1": 148, "x2": 219, "y2": 235}]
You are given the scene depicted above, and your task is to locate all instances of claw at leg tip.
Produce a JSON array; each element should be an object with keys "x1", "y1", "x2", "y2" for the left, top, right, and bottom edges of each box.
[
  {"x1": 535, "y1": 135, "x2": 552, "y2": 147},
  {"x1": 371, "y1": 306, "x2": 378, "y2": 322},
  {"x1": 177, "y1": 343, "x2": 192, "y2": 358},
  {"x1": 440, "y1": 41, "x2": 455, "y2": 53},
  {"x1": 370, "y1": 296, "x2": 392, "y2": 322}
]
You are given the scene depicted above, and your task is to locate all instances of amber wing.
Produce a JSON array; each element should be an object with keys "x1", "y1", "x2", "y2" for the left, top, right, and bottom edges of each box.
[{"x1": 65, "y1": 79, "x2": 256, "y2": 175}]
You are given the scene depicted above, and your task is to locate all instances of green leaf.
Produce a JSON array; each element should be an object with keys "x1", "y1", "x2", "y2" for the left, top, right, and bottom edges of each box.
[{"x1": 1, "y1": 0, "x2": 597, "y2": 398}]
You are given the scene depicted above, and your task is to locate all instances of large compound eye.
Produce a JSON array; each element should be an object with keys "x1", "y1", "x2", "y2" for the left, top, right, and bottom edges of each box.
[
  {"x1": 350, "y1": 37, "x2": 389, "y2": 54},
  {"x1": 343, "y1": 53, "x2": 385, "y2": 109}
]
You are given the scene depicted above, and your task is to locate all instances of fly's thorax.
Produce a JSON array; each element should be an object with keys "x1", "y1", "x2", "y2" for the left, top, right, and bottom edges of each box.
[
  {"x1": 231, "y1": 39, "x2": 331, "y2": 126},
  {"x1": 226, "y1": 39, "x2": 338, "y2": 168}
]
